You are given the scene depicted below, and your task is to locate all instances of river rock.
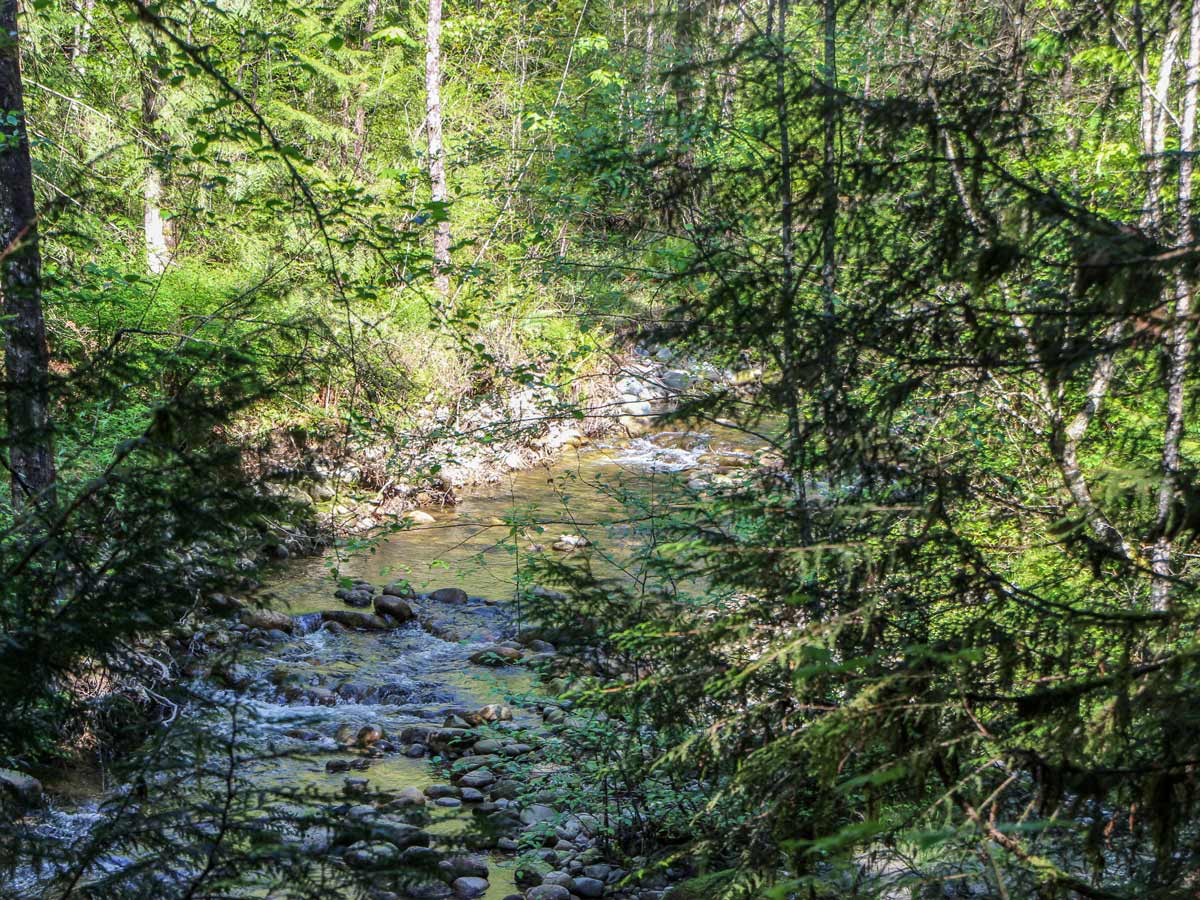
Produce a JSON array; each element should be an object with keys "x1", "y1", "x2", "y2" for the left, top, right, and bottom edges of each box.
[
  {"x1": 375, "y1": 594, "x2": 415, "y2": 621},
  {"x1": 240, "y1": 608, "x2": 293, "y2": 633},
  {"x1": 320, "y1": 609, "x2": 389, "y2": 630},
  {"x1": 464, "y1": 703, "x2": 512, "y2": 725},
  {"x1": 551, "y1": 534, "x2": 590, "y2": 551},
  {"x1": 207, "y1": 592, "x2": 244, "y2": 612},
  {"x1": 404, "y1": 509, "x2": 437, "y2": 525},
  {"x1": 662, "y1": 369, "x2": 691, "y2": 391},
  {"x1": 461, "y1": 787, "x2": 484, "y2": 802},
  {"x1": 389, "y1": 786, "x2": 427, "y2": 807},
  {"x1": 525, "y1": 886, "x2": 571, "y2": 900},
  {"x1": 425, "y1": 784, "x2": 460, "y2": 799},
  {"x1": 357, "y1": 724, "x2": 385, "y2": 746},
  {"x1": 369, "y1": 816, "x2": 430, "y2": 849},
  {"x1": 383, "y1": 581, "x2": 416, "y2": 598},
  {"x1": 430, "y1": 587, "x2": 469, "y2": 604},
  {"x1": 519, "y1": 804, "x2": 557, "y2": 826},
  {"x1": 0, "y1": 769, "x2": 42, "y2": 807},
  {"x1": 457, "y1": 769, "x2": 496, "y2": 789},
  {"x1": 542, "y1": 872, "x2": 575, "y2": 890},
  {"x1": 442, "y1": 855, "x2": 489, "y2": 879},
  {"x1": 452, "y1": 877, "x2": 490, "y2": 899},
  {"x1": 400, "y1": 844, "x2": 441, "y2": 866},
  {"x1": 573, "y1": 876, "x2": 604, "y2": 897},
  {"x1": 343, "y1": 840, "x2": 398, "y2": 869},
  {"x1": 341, "y1": 589, "x2": 373, "y2": 608},
  {"x1": 469, "y1": 645, "x2": 522, "y2": 665}
]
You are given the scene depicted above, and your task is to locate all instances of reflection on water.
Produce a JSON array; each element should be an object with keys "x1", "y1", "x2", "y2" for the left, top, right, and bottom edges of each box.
[{"x1": 268, "y1": 422, "x2": 770, "y2": 606}]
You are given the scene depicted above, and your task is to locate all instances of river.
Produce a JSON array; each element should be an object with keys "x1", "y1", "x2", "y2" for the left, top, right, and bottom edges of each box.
[{"x1": 12, "y1": 422, "x2": 771, "y2": 900}]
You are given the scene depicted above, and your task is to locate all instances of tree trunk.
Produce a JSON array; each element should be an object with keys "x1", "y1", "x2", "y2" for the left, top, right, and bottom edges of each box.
[
  {"x1": 820, "y1": 0, "x2": 837, "y2": 314},
  {"x1": 352, "y1": 0, "x2": 379, "y2": 166},
  {"x1": 0, "y1": 0, "x2": 55, "y2": 509},
  {"x1": 142, "y1": 75, "x2": 170, "y2": 274},
  {"x1": 1150, "y1": 0, "x2": 1200, "y2": 609},
  {"x1": 71, "y1": 0, "x2": 95, "y2": 72},
  {"x1": 424, "y1": 0, "x2": 451, "y2": 296}
]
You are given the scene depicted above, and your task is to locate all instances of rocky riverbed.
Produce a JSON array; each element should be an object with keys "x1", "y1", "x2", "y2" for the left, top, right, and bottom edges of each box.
[{"x1": 8, "y1": 388, "x2": 780, "y2": 900}]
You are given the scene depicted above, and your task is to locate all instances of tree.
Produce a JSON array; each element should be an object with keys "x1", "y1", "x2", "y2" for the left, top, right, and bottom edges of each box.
[
  {"x1": 0, "y1": 0, "x2": 55, "y2": 509},
  {"x1": 424, "y1": 0, "x2": 451, "y2": 297}
]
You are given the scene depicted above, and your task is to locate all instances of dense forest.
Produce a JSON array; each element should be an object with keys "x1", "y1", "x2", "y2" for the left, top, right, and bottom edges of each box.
[{"x1": 1, "y1": 0, "x2": 1199, "y2": 897}]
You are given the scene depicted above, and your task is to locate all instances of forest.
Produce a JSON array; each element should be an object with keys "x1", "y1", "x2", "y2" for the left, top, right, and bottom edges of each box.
[{"x1": 0, "y1": 0, "x2": 1198, "y2": 897}]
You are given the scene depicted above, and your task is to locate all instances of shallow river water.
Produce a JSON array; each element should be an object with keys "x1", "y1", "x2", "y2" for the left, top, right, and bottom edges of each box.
[{"x1": 17, "y1": 423, "x2": 771, "y2": 899}]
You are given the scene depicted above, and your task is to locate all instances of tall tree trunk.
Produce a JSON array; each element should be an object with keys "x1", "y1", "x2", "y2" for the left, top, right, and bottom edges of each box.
[
  {"x1": 720, "y1": 11, "x2": 745, "y2": 124},
  {"x1": 352, "y1": 0, "x2": 379, "y2": 166},
  {"x1": 71, "y1": 0, "x2": 95, "y2": 73},
  {"x1": 1150, "y1": 0, "x2": 1200, "y2": 609},
  {"x1": 820, "y1": 0, "x2": 836, "y2": 314},
  {"x1": 424, "y1": 0, "x2": 451, "y2": 297},
  {"x1": 142, "y1": 75, "x2": 170, "y2": 274},
  {"x1": 772, "y1": 0, "x2": 811, "y2": 542},
  {"x1": 0, "y1": 0, "x2": 55, "y2": 509}
]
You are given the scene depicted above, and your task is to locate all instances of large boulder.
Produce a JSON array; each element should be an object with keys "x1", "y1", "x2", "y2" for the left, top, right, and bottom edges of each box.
[
  {"x1": 240, "y1": 608, "x2": 293, "y2": 633},
  {"x1": 429, "y1": 587, "x2": 469, "y2": 604},
  {"x1": 375, "y1": 594, "x2": 415, "y2": 622},
  {"x1": 0, "y1": 769, "x2": 41, "y2": 807},
  {"x1": 320, "y1": 609, "x2": 390, "y2": 630}
]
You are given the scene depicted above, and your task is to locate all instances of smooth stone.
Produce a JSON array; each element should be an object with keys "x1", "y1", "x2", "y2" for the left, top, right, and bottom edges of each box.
[
  {"x1": 239, "y1": 608, "x2": 293, "y2": 633},
  {"x1": 403, "y1": 509, "x2": 436, "y2": 524},
  {"x1": 457, "y1": 769, "x2": 496, "y2": 789},
  {"x1": 525, "y1": 887, "x2": 571, "y2": 900},
  {"x1": 469, "y1": 645, "x2": 522, "y2": 665},
  {"x1": 425, "y1": 783, "x2": 460, "y2": 798},
  {"x1": 435, "y1": 797, "x2": 463, "y2": 808},
  {"x1": 342, "y1": 589, "x2": 373, "y2": 608},
  {"x1": 320, "y1": 609, "x2": 390, "y2": 630},
  {"x1": 574, "y1": 876, "x2": 604, "y2": 897},
  {"x1": 430, "y1": 587, "x2": 469, "y2": 604},
  {"x1": 383, "y1": 581, "x2": 416, "y2": 598},
  {"x1": 357, "y1": 724, "x2": 384, "y2": 746},
  {"x1": 375, "y1": 594, "x2": 415, "y2": 621},
  {"x1": 452, "y1": 877, "x2": 489, "y2": 899},
  {"x1": 519, "y1": 804, "x2": 557, "y2": 826}
]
